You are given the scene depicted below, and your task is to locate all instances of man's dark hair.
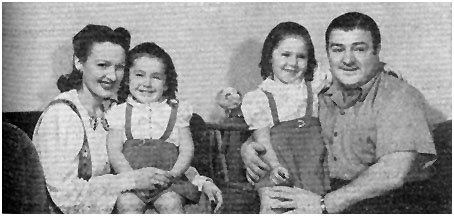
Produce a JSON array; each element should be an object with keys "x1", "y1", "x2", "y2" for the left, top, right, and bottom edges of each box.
[{"x1": 325, "y1": 12, "x2": 381, "y2": 54}]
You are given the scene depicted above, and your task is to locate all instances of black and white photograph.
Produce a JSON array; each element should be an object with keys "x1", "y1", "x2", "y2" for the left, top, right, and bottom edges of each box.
[{"x1": 2, "y1": 2, "x2": 451, "y2": 214}]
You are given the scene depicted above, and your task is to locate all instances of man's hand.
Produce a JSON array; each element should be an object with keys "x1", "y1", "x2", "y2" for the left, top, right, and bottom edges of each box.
[
  {"x1": 268, "y1": 186, "x2": 322, "y2": 214},
  {"x1": 240, "y1": 137, "x2": 270, "y2": 183}
]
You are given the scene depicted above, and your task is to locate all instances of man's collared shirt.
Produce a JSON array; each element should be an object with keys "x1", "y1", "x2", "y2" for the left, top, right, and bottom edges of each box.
[{"x1": 319, "y1": 70, "x2": 437, "y2": 180}]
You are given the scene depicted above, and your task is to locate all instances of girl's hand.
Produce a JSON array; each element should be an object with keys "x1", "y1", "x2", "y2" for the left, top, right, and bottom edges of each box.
[
  {"x1": 154, "y1": 171, "x2": 174, "y2": 189},
  {"x1": 132, "y1": 167, "x2": 171, "y2": 190},
  {"x1": 270, "y1": 166, "x2": 290, "y2": 186},
  {"x1": 202, "y1": 180, "x2": 223, "y2": 213}
]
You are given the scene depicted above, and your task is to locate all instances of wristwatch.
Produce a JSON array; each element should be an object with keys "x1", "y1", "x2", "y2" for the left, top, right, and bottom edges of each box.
[{"x1": 320, "y1": 195, "x2": 328, "y2": 214}]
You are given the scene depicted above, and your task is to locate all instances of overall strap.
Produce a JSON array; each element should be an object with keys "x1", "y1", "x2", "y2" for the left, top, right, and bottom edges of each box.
[
  {"x1": 159, "y1": 105, "x2": 178, "y2": 141},
  {"x1": 262, "y1": 90, "x2": 280, "y2": 125},
  {"x1": 125, "y1": 103, "x2": 134, "y2": 140},
  {"x1": 304, "y1": 81, "x2": 314, "y2": 118},
  {"x1": 44, "y1": 99, "x2": 92, "y2": 181}
]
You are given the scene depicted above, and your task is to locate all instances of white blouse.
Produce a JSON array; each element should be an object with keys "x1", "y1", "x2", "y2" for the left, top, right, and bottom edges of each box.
[
  {"x1": 105, "y1": 96, "x2": 209, "y2": 190},
  {"x1": 105, "y1": 96, "x2": 193, "y2": 146},
  {"x1": 241, "y1": 71, "x2": 328, "y2": 130},
  {"x1": 32, "y1": 90, "x2": 135, "y2": 213}
]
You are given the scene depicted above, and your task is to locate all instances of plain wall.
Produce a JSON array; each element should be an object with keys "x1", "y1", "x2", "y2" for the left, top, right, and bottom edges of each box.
[{"x1": 2, "y1": 2, "x2": 451, "y2": 123}]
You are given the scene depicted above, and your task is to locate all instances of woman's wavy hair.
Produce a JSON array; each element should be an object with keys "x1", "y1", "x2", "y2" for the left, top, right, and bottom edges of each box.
[
  {"x1": 259, "y1": 21, "x2": 317, "y2": 81},
  {"x1": 57, "y1": 24, "x2": 131, "y2": 92},
  {"x1": 117, "y1": 42, "x2": 178, "y2": 105}
]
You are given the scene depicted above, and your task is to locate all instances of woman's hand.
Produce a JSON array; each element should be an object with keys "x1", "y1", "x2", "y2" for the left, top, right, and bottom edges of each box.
[
  {"x1": 132, "y1": 167, "x2": 172, "y2": 190},
  {"x1": 240, "y1": 138, "x2": 270, "y2": 183},
  {"x1": 202, "y1": 181, "x2": 223, "y2": 213},
  {"x1": 268, "y1": 186, "x2": 322, "y2": 214}
]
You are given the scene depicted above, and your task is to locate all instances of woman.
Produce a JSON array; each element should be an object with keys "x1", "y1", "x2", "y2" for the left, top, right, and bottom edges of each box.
[{"x1": 33, "y1": 24, "x2": 222, "y2": 213}]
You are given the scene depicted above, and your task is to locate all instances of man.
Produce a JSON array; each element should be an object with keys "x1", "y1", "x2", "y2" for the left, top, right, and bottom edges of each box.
[{"x1": 241, "y1": 12, "x2": 436, "y2": 213}]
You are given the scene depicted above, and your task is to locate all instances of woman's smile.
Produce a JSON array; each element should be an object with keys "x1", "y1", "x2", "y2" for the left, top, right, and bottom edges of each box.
[{"x1": 99, "y1": 79, "x2": 115, "y2": 90}]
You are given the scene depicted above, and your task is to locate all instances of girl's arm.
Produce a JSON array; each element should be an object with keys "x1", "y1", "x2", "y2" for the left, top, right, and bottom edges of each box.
[
  {"x1": 106, "y1": 129, "x2": 133, "y2": 173},
  {"x1": 253, "y1": 127, "x2": 281, "y2": 169},
  {"x1": 184, "y1": 166, "x2": 223, "y2": 213},
  {"x1": 170, "y1": 126, "x2": 194, "y2": 178}
]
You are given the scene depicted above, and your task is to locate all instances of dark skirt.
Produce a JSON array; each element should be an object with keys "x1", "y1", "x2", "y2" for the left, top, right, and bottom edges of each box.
[
  {"x1": 255, "y1": 117, "x2": 329, "y2": 195},
  {"x1": 122, "y1": 138, "x2": 201, "y2": 204}
]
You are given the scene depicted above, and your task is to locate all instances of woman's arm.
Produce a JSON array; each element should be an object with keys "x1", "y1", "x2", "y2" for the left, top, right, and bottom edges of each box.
[
  {"x1": 33, "y1": 105, "x2": 136, "y2": 213},
  {"x1": 170, "y1": 127, "x2": 194, "y2": 178},
  {"x1": 106, "y1": 129, "x2": 133, "y2": 173},
  {"x1": 34, "y1": 105, "x2": 170, "y2": 213}
]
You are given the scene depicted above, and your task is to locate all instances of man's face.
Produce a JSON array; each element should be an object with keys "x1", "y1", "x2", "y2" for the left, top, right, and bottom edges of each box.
[{"x1": 327, "y1": 28, "x2": 381, "y2": 89}]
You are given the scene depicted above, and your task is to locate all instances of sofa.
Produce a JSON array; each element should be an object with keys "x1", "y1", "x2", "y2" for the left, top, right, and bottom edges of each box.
[{"x1": 2, "y1": 111, "x2": 452, "y2": 213}]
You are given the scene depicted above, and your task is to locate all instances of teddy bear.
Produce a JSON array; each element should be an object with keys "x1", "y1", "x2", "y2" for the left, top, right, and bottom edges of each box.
[{"x1": 214, "y1": 87, "x2": 243, "y2": 120}]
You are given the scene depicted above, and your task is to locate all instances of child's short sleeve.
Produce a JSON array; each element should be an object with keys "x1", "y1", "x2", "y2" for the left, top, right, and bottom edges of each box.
[
  {"x1": 105, "y1": 104, "x2": 126, "y2": 130},
  {"x1": 176, "y1": 100, "x2": 193, "y2": 128},
  {"x1": 241, "y1": 90, "x2": 273, "y2": 130}
]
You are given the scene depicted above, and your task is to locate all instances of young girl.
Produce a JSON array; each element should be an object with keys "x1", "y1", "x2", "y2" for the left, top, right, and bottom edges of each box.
[
  {"x1": 106, "y1": 42, "x2": 220, "y2": 213},
  {"x1": 32, "y1": 24, "x2": 170, "y2": 213},
  {"x1": 241, "y1": 22, "x2": 329, "y2": 213}
]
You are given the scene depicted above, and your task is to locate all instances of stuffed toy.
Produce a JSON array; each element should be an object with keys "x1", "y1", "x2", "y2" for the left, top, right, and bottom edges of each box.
[{"x1": 215, "y1": 87, "x2": 243, "y2": 119}]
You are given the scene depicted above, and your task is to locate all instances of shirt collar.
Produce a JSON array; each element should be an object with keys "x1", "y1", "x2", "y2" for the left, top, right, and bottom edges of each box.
[
  {"x1": 259, "y1": 77, "x2": 305, "y2": 93},
  {"x1": 64, "y1": 89, "x2": 109, "y2": 131},
  {"x1": 126, "y1": 95, "x2": 166, "y2": 109},
  {"x1": 323, "y1": 62, "x2": 384, "y2": 108}
]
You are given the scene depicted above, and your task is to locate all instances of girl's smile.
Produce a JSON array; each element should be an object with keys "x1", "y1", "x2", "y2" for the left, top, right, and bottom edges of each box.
[
  {"x1": 271, "y1": 36, "x2": 308, "y2": 84},
  {"x1": 128, "y1": 56, "x2": 167, "y2": 104}
]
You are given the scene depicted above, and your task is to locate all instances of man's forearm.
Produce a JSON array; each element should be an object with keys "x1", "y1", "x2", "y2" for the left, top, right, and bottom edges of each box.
[{"x1": 324, "y1": 151, "x2": 417, "y2": 213}]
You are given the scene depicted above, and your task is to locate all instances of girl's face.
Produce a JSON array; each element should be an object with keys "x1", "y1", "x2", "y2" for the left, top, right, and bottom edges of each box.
[
  {"x1": 271, "y1": 35, "x2": 308, "y2": 84},
  {"x1": 128, "y1": 56, "x2": 167, "y2": 104},
  {"x1": 75, "y1": 42, "x2": 126, "y2": 99}
]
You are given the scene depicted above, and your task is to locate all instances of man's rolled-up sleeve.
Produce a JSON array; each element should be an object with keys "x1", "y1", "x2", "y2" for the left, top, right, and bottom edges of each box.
[{"x1": 376, "y1": 87, "x2": 437, "y2": 167}]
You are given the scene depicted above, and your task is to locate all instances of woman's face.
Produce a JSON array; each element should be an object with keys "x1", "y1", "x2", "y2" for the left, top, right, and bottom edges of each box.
[
  {"x1": 271, "y1": 35, "x2": 308, "y2": 84},
  {"x1": 128, "y1": 56, "x2": 167, "y2": 104},
  {"x1": 75, "y1": 42, "x2": 126, "y2": 99}
]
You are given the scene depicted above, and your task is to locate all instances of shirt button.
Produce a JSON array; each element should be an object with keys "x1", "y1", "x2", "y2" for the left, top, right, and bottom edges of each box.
[
  {"x1": 340, "y1": 110, "x2": 346, "y2": 115},
  {"x1": 334, "y1": 132, "x2": 338, "y2": 137},
  {"x1": 333, "y1": 156, "x2": 337, "y2": 161}
]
